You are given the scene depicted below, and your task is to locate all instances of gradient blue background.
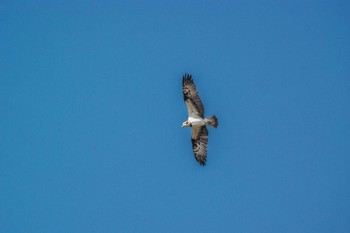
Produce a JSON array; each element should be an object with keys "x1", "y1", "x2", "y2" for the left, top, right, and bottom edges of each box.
[{"x1": 1, "y1": 1, "x2": 349, "y2": 232}]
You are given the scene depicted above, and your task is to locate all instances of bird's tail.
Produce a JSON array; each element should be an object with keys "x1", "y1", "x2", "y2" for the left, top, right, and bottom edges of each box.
[{"x1": 205, "y1": 115, "x2": 218, "y2": 128}]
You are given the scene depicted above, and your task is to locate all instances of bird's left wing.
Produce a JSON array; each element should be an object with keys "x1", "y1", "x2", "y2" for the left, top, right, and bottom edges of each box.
[
  {"x1": 191, "y1": 126, "x2": 208, "y2": 166},
  {"x1": 182, "y1": 74, "x2": 204, "y2": 118}
]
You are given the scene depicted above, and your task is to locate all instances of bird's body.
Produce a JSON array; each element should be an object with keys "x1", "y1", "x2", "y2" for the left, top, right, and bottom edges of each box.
[
  {"x1": 186, "y1": 116, "x2": 206, "y2": 127},
  {"x1": 181, "y1": 74, "x2": 218, "y2": 166}
]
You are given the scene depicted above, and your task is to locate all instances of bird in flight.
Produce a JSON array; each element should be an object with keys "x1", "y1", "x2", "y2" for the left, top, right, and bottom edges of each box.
[{"x1": 182, "y1": 73, "x2": 218, "y2": 166}]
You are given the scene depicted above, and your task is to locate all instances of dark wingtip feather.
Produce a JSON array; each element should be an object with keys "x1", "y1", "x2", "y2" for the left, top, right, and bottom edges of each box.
[
  {"x1": 194, "y1": 154, "x2": 206, "y2": 166},
  {"x1": 182, "y1": 73, "x2": 194, "y2": 101},
  {"x1": 182, "y1": 73, "x2": 193, "y2": 85},
  {"x1": 198, "y1": 160, "x2": 206, "y2": 166}
]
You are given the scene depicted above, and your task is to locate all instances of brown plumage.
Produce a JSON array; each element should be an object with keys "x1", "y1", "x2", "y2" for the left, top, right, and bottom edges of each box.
[
  {"x1": 191, "y1": 126, "x2": 208, "y2": 166},
  {"x1": 182, "y1": 74, "x2": 205, "y2": 118},
  {"x1": 181, "y1": 73, "x2": 218, "y2": 166}
]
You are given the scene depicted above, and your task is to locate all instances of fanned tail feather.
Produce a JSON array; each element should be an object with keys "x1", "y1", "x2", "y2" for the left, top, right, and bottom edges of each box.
[{"x1": 205, "y1": 115, "x2": 218, "y2": 128}]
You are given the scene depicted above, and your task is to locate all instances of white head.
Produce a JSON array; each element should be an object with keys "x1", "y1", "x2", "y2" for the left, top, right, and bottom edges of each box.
[{"x1": 181, "y1": 120, "x2": 190, "y2": 128}]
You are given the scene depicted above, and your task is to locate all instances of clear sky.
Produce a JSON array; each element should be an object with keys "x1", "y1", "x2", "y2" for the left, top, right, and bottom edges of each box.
[{"x1": 1, "y1": 1, "x2": 349, "y2": 232}]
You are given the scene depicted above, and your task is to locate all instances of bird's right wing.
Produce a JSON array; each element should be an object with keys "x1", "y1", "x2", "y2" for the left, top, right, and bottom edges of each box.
[{"x1": 191, "y1": 126, "x2": 208, "y2": 166}]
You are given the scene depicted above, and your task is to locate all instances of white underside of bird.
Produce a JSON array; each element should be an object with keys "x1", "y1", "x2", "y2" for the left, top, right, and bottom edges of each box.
[
  {"x1": 182, "y1": 116, "x2": 206, "y2": 128},
  {"x1": 181, "y1": 115, "x2": 217, "y2": 128}
]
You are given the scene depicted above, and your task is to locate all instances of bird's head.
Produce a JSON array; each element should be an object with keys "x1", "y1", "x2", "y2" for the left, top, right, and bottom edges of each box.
[{"x1": 181, "y1": 121, "x2": 190, "y2": 128}]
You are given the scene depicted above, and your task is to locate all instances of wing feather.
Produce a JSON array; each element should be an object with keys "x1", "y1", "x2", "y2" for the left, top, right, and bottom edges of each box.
[
  {"x1": 191, "y1": 126, "x2": 208, "y2": 166},
  {"x1": 182, "y1": 74, "x2": 204, "y2": 117}
]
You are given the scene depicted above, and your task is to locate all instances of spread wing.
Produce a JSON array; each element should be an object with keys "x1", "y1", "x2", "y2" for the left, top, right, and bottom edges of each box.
[
  {"x1": 182, "y1": 74, "x2": 204, "y2": 118},
  {"x1": 191, "y1": 126, "x2": 208, "y2": 166}
]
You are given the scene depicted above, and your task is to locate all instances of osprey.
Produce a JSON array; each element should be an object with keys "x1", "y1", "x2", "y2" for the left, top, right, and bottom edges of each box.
[{"x1": 182, "y1": 74, "x2": 218, "y2": 166}]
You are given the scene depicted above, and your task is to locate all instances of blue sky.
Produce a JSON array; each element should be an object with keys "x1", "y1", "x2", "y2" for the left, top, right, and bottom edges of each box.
[{"x1": 1, "y1": 1, "x2": 349, "y2": 232}]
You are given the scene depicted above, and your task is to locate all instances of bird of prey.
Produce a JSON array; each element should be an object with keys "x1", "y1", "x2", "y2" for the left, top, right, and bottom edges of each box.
[{"x1": 181, "y1": 73, "x2": 218, "y2": 166}]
